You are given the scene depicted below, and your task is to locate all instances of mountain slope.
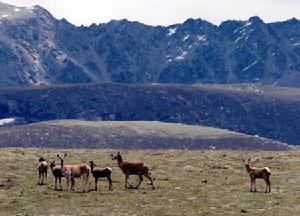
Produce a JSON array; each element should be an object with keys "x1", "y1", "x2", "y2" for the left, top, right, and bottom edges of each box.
[
  {"x1": 0, "y1": 1, "x2": 300, "y2": 87},
  {"x1": 0, "y1": 120, "x2": 290, "y2": 150},
  {"x1": 0, "y1": 82, "x2": 299, "y2": 145}
]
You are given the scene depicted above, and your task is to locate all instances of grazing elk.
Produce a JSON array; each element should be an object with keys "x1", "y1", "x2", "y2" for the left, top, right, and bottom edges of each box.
[
  {"x1": 49, "y1": 160, "x2": 63, "y2": 190},
  {"x1": 57, "y1": 153, "x2": 90, "y2": 192},
  {"x1": 37, "y1": 156, "x2": 48, "y2": 185},
  {"x1": 111, "y1": 152, "x2": 154, "y2": 190},
  {"x1": 243, "y1": 158, "x2": 271, "y2": 193},
  {"x1": 89, "y1": 160, "x2": 113, "y2": 191}
]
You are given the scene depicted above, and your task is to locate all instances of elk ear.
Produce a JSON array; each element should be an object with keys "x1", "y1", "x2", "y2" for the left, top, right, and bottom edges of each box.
[
  {"x1": 64, "y1": 153, "x2": 67, "y2": 157},
  {"x1": 57, "y1": 154, "x2": 60, "y2": 158},
  {"x1": 242, "y1": 159, "x2": 245, "y2": 162},
  {"x1": 248, "y1": 158, "x2": 251, "y2": 162},
  {"x1": 117, "y1": 151, "x2": 120, "y2": 155},
  {"x1": 110, "y1": 154, "x2": 114, "y2": 157}
]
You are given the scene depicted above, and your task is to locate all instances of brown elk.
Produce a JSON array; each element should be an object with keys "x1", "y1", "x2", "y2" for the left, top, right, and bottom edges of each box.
[
  {"x1": 57, "y1": 153, "x2": 90, "y2": 192},
  {"x1": 243, "y1": 158, "x2": 271, "y2": 193},
  {"x1": 89, "y1": 160, "x2": 113, "y2": 191},
  {"x1": 111, "y1": 152, "x2": 154, "y2": 190},
  {"x1": 37, "y1": 156, "x2": 48, "y2": 185},
  {"x1": 49, "y1": 160, "x2": 63, "y2": 190}
]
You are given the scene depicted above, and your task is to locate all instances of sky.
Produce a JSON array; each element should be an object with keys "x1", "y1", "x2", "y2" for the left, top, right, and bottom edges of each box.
[{"x1": 2, "y1": 0, "x2": 300, "y2": 26}]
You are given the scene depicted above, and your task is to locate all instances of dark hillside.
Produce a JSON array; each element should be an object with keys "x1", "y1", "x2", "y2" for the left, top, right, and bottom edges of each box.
[{"x1": 0, "y1": 83, "x2": 299, "y2": 145}]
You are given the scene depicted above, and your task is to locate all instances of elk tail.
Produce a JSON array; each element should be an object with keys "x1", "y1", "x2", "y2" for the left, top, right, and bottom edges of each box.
[{"x1": 265, "y1": 167, "x2": 271, "y2": 175}]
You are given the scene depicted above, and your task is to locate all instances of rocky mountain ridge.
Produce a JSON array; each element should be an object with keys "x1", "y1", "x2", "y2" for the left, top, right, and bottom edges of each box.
[{"x1": 0, "y1": 1, "x2": 300, "y2": 87}]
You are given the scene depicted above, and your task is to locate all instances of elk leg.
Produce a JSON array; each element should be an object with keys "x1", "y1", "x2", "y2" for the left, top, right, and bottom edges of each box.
[
  {"x1": 145, "y1": 173, "x2": 155, "y2": 190},
  {"x1": 135, "y1": 175, "x2": 143, "y2": 189},
  {"x1": 71, "y1": 177, "x2": 75, "y2": 191},
  {"x1": 55, "y1": 177, "x2": 57, "y2": 190},
  {"x1": 67, "y1": 176, "x2": 72, "y2": 192},
  {"x1": 41, "y1": 173, "x2": 44, "y2": 185},
  {"x1": 265, "y1": 178, "x2": 271, "y2": 193},
  {"x1": 125, "y1": 174, "x2": 128, "y2": 188},
  {"x1": 125, "y1": 174, "x2": 131, "y2": 189},
  {"x1": 86, "y1": 175, "x2": 90, "y2": 192},
  {"x1": 66, "y1": 177, "x2": 69, "y2": 191},
  {"x1": 249, "y1": 178, "x2": 253, "y2": 192},
  {"x1": 95, "y1": 178, "x2": 98, "y2": 191},
  {"x1": 107, "y1": 176, "x2": 113, "y2": 191},
  {"x1": 68, "y1": 177, "x2": 72, "y2": 192},
  {"x1": 264, "y1": 179, "x2": 268, "y2": 193},
  {"x1": 45, "y1": 172, "x2": 47, "y2": 185},
  {"x1": 38, "y1": 172, "x2": 41, "y2": 185},
  {"x1": 253, "y1": 179, "x2": 257, "y2": 192},
  {"x1": 59, "y1": 177, "x2": 62, "y2": 190},
  {"x1": 82, "y1": 175, "x2": 88, "y2": 193}
]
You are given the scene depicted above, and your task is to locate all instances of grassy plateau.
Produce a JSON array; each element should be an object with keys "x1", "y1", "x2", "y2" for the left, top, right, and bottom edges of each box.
[
  {"x1": 0, "y1": 148, "x2": 299, "y2": 215},
  {"x1": 0, "y1": 120, "x2": 290, "y2": 150}
]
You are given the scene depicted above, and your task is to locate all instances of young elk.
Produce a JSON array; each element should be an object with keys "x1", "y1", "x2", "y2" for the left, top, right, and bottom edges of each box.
[
  {"x1": 111, "y1": 152, "x2": 155, "y2": 190},
  {"x1": 49, "y1": 160, "x2": 63, "y2": 190},
  {"x1": 37, "y1": 156, "x2": 48, "y2": 185},
  {"x1": 89, "y1": 160, "x2": 113, "y2": 191},
  {"x1": 243, "y1": 159, "x2": 271, "y2": 193},
  {"x1": 57, "y1": 154, "x2": 90, "y2": 193}
]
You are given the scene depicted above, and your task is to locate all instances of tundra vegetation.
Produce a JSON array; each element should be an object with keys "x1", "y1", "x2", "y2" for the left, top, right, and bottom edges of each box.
[{"x1": 0, "y1": 148, "x2": 299, "y2": 215}]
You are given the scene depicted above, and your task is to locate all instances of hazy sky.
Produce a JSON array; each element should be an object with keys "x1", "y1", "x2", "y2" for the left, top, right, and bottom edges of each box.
[{"x1": 2, "y1": 0, "x2": 300, "y2": 26}]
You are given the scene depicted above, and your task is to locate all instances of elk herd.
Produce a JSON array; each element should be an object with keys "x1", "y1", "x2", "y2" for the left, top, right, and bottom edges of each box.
[
  {"x1": 37, "y1": 152, "x2": 155, "y2": 192},
  {"x1": 37, "y1": 153, "x2": 271, "y2": 193}
]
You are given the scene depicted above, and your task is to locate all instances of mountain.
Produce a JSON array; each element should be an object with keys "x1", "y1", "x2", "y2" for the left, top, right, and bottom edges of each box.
[
  {"x1": 0, "y1": 2, "x2": 300, "y2": 87},
  {"x1": 0, "y1": 82, "x2": 299, "y2": 145},
  {"x1": 0, "y1": 120, "x2": 291, "y2": 150}
]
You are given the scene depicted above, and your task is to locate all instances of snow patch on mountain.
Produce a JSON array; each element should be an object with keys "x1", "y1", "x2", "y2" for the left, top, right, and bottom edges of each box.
[
  {"x1": 197, "y1": 35, "x2": 206, "y2": 41},
  {"x1": 167, "y1": 27, "x2": 177, "y2": 36},
  {"x1": 175, "y1": 51, "x2": 188, "y2": 60},
  {"x1": 243, "y1": 61, "x2": 258, "y2": 72},
  {"x1": 234, "y1": 21, "x2": 252, "y2": 34},
  {"x1": 0, "y1": 118, "x2": 15, "y2": 126},
  {"x1": 183, "y1": 35, "x2": 190, "y2": 41}
]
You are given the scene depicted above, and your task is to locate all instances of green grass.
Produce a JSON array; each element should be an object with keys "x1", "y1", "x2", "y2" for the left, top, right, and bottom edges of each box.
[{"x1": 1, "y1": 148, "x2": 300, "y2": 215}]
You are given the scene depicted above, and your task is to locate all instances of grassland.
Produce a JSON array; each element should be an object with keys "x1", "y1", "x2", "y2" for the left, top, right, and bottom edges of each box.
[{"x1": 1, "y1": 148, "x2": 299, "y2": 215}]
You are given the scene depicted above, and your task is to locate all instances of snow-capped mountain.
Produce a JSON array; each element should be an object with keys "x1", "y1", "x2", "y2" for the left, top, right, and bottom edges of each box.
[{"x1": 0, "y1": 1, "x2": 300, "y2": 87}]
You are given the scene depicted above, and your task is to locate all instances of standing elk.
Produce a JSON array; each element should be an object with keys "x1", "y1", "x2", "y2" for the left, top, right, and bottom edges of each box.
[
  {"x1": 49, "y1": 160, "x2": 63, "y2": 190},
  {"x1": 57, "y1": 153, "x2": 90, "y2": 192},
  {"x1": 243, "y1": 158, "x2": 271, "y2": 193},
  {"x1": 89, "y1": 160, "x2": 113, "y2": 191},
  {"x1": 111, "y1": 152, "x2": 155, "y2": 190},
  {"x1": 37, "y1": 156, "x2": 48, "y2": 185}
]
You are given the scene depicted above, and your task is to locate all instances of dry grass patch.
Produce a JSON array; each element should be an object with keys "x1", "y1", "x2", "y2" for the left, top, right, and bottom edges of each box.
[{"x1": 1, "y1": 148, "x2": 300, "y2": 215}]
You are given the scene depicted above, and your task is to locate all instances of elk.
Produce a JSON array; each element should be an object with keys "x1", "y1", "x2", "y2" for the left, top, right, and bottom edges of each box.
[
  {"x1": 37, "y1": 156, "x2": 48, "y2": 185},
  {"x1": 89, "y1": 160, "x2": 113, "y2": 191},
  {"x1": 49, "y1": 160, "x2": 63, "y2": 190},
  {"x1": 243, "y1": 158, "x2": 271, "y2": 193},
  {"x1": 57, "y1": 153, "x2": 90, "y2": 192},
  {"x1": 111, "y1": 152, "x2": 154, "y2": 190}
]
